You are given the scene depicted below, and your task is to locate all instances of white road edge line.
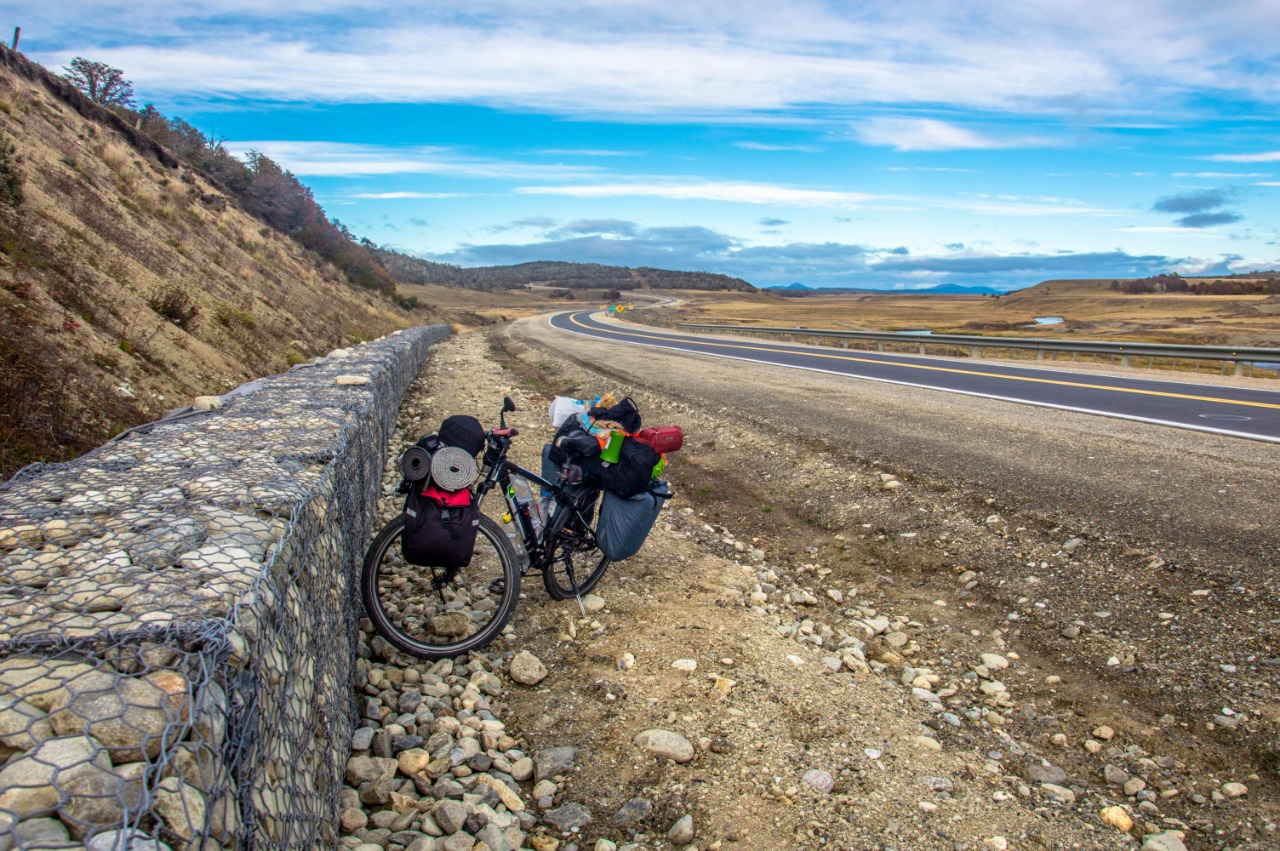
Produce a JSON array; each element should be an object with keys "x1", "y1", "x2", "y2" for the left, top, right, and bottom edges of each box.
[{"x1": 548, "y1": 313, "x2": 1280, "y2": 445}]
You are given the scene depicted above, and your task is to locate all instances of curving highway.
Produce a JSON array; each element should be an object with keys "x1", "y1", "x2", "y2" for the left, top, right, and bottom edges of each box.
[{"x1": 549, "y1": 310, "x2": 1280, "y2": 443}]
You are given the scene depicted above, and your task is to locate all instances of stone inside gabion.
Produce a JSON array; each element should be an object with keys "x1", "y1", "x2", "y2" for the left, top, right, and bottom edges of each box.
[
  {"x1": 0, "y1": 325, "x2": 449, "y2": 848},
  {"x1": 0, "y1": 646, "x2": 237, "y2": 847}
]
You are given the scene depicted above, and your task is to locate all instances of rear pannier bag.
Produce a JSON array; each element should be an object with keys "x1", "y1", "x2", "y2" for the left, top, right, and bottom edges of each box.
[
  {"x1": 597, "y1": 480, "x2": 670, "y2": 561},
  {"x1": 401, "y1": 484, "x2": 480, "y2": 569},
  {"x1": 597, "y1": 437, "x2": 660, "y2": 499}
]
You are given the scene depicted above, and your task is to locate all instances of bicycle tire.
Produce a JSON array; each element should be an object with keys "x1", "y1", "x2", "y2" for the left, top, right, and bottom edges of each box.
[
  {"x1": 541, "y1": 500, "x2": 612, "y2": 600},
  {"x1": 361, "y1": 513, "x2": 520, "y2": 659}
]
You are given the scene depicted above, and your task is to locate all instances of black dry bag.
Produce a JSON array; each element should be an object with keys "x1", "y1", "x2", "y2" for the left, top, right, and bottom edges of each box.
[
  {"x1": 401, "y1": 484, "x2": 480, "y2": 570},
  {"x1": 597, "y1": 437, "x2": 659, "y2": 500}
]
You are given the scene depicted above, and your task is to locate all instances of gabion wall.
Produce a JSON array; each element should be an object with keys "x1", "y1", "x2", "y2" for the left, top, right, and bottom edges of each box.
[{"x1": 0, "y1": 325, "x2": 450, "y2": 850}]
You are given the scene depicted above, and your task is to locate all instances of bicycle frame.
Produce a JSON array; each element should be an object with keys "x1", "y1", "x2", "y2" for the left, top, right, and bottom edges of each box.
[{"x1": 474, "y1": 438, "x2": 596, "y2": 572}]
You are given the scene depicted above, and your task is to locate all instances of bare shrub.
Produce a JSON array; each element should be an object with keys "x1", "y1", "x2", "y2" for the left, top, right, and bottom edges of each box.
[
  {"x1": 99, "y1": 141, "x2": 130, "y2": 173},
  {"x1": 147, "y1": 284, "x2": 200, "y2": 329},
  {"x1": 0, "y1": 138, "x2": 24, "y2": 208},
  {"x1": 0, "y1": 306, "x2": 145, "y2": 478}
]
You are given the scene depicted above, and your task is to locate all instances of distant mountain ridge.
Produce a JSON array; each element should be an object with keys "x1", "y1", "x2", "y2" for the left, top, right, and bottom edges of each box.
[
  {"x1": 768, "y1": 283, "x2": 1002, "y2": 295},
  {"x1": 375, "y1": 251, "x2": 757, "y2": 293}
]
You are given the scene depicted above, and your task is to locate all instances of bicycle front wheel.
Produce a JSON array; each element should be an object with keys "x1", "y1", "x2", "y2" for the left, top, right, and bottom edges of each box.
[
  {"x1": 541, "y1": 502, "x2": 612, "y2": 600},
  {"x1": 361, "y1": 513, "x2": 520, "y2": 659}
]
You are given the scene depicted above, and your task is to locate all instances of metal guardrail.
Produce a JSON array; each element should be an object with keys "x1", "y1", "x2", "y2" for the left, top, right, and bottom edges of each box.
[{"x1": 674, "y1": 322, "x2": 1280, "y2": 377}]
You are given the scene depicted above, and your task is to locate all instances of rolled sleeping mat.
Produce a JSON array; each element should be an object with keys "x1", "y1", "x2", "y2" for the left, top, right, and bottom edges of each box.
[{"x1": 400, "y1": 445, "x2": 432, "y2": 482}]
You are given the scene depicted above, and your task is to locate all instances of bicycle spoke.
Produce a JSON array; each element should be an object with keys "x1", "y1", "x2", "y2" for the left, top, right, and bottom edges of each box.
[
  {"x1": 542, "y1": 503, "x2": 612, "y2": 601},
  {"x1": 361, "y1": 514, "x2": 521, "y2": 659}
]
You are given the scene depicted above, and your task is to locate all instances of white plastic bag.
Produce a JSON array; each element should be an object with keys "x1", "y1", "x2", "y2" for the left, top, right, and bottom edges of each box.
[{"x1": 549, "y1": 396, "x2": 587, "y2": 428}]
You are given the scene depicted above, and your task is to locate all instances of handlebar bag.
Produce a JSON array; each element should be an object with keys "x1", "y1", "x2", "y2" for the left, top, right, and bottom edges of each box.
[
  {"x1": 401, "y1": 484, "x2": 480, "y2": 569},
  {"x1": 597, "y1": 479, "x2": 670, "y2": 561}
]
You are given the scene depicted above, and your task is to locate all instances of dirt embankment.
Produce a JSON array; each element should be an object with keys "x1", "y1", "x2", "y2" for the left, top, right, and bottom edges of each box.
[
  {"x1": 371, "y1": 318, "x2": 1277, "y2": 851},
  {"x1": 0, "y1": 57, "x2": 412, "y2": 476}
]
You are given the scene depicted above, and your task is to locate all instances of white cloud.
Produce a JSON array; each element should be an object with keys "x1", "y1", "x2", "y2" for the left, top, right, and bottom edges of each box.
[
  {"x1": 516, "y1": 180, "x2": 871, "y2": 207},
  {"x1": 733, "y1": 141, "x2": 823, "y2": 152},
  {"x1": 349, "y1": 192, "x2": 471, "y2": 199},
  {"x1": 36, "y1": 0, "x2": 1280, "y2": 121},
  {"x1": 885, "y1": 166, "x2": 975, "y2": 173},
  {"x1": 936, "y1": 195, "x2": 1119, "y2": 217},
  {"x1": 1174, "y1": 172, "x2": 1272, "y2": 178},
  {"x1": 1116, "y1": 226, "x2": 1226, "y2": 237},
  {"x1": 1205, "y1": 151, "x2": 1280, "y2": 163},
  {"x1": 854, "y1": 118, "x2": 1046, "y2": 152},
  {"x1": 231, "y1": 141, "x2": 600, "y2": 179}
]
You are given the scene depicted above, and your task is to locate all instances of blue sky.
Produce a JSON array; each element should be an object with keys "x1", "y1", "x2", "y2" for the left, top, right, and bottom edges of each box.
[{"x1": 16, "y1": 1, "x2": 1280, "y2": 290}]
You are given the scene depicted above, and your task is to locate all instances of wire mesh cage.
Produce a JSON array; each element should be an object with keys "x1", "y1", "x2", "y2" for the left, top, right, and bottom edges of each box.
[{"x1": 0, "y1": 325, "x2": 450, "y2": 849}]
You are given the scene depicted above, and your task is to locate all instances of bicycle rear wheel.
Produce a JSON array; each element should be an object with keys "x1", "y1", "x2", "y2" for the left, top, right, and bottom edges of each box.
[
  {"x1": 361, "y1": 513, "x2": 520, "y2": 659},
  {"x1": 541, "y1": 500, "x2": 612, "y2": 600}
]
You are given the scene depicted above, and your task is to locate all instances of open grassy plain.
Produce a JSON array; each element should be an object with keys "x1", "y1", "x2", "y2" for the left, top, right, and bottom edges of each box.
[
  {"x1": 394, "y1": 282, "x2": 622, "y2": 328},
  {"x1": 664, "y1": 279, "x2": 1280, "y2": 349}
]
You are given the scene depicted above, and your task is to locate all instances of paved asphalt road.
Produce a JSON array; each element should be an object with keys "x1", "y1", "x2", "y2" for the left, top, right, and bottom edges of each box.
[{"x1": 549, "y1": 310, "x2": 1280, "y2": 443}]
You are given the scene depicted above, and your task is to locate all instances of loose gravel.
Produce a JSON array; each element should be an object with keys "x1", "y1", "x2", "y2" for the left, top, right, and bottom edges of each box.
[{"x1": 335, "y1": 319, "x2": 1278, "y2": 851}]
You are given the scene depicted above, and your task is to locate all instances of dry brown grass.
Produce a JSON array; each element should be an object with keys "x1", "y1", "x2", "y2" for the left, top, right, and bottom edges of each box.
[
  {"x1": 665, "y1": 282, "x2": 1280, "y2": 348},
  {"x1": 0, "y1": 62, "x2": 416, "y2": 477},
  {"x1": 395, "y1": 282, "x2": 604, "y2": 329}
]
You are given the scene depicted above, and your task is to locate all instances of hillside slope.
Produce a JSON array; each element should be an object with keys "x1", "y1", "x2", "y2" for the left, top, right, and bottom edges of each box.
[{"x1": 0, "y1": 48, "x2": 420, "y2": 477}]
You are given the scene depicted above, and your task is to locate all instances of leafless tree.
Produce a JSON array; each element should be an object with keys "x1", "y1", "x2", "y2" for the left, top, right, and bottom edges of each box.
[{"x1": 62, "y1": 57, "x2": 135, "y2": 108}]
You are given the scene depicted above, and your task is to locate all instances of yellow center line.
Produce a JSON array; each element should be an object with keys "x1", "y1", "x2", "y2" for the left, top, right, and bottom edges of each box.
[{"x1": 568, "y1": 312, "x2": 1280, "y2": 412}]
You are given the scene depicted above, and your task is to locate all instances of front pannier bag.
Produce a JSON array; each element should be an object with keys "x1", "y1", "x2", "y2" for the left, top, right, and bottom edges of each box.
[
  {"x1": 596, "y1": 480, "x2": 670, "y2": 561},
  {"x1": 402, "y1": 484, "x2": 480, "y2": 569}
]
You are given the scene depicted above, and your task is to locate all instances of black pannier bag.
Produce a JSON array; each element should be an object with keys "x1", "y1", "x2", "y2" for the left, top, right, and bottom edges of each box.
[
  {"x1": 597, "y1": 480, "x2": 670, "y2": 561},
  {"x1": 598, "y1": 437, "x2": 659, "y2": 499},
  {"x1": 401, "y1": 484, "x2": 480, "y2": 570}
]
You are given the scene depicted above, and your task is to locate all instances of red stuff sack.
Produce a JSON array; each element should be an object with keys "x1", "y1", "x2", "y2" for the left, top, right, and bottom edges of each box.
[{"x1": 634, "y1": 426, "x2": 683, "y2": 454}]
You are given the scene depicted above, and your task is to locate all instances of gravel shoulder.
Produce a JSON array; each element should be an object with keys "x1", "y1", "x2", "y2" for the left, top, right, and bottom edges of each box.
[{"x1": 340, "y1": 317, "x2": 1278, "y2": 851}]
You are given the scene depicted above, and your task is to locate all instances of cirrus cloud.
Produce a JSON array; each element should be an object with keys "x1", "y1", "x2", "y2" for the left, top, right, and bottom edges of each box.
[
  {"x1": 1205, "y1": 151, "x2": 1280, "y2": 163},
  {"x1": 854, "y1": 117, "x2": 1046, "y2": 152},
  {"x1": 516, "y1": 180, "x2": 872, "y2": 207}
]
